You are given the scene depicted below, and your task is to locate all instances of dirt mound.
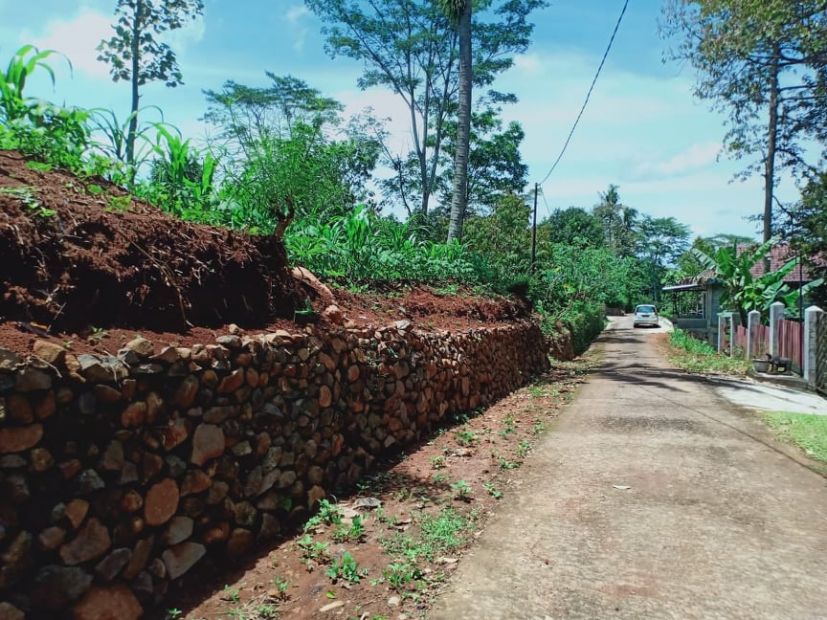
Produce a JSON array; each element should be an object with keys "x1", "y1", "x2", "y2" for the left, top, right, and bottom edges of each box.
[{"x1": 0, "y1": 151, "x2": 301, "y2": 332}]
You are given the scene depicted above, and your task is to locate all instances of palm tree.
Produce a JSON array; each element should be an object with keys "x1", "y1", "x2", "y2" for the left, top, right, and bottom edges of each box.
[{"x1": 442, "y1": 0, "x2": 472, "y2": 242}]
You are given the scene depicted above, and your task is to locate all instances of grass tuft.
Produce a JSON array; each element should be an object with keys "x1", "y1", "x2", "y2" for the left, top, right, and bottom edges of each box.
[{"x1": 764, "y1": 411, "x2": 827, "y2": 463}]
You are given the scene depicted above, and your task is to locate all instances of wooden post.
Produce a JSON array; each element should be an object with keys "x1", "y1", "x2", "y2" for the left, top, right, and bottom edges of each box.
[{"x1": 530, "y1": 183, "x2": 538, "y2": 273}]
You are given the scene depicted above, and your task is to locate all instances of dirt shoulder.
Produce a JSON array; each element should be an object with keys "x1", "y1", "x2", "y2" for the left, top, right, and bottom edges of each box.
[{"x1": 162, "y1": 360, "x2": 592, "y2": 619}]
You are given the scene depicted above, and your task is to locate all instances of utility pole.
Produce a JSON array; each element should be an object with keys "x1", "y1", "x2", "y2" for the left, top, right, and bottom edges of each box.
[{"x1": 531, "y1": 182, "x2": 539, "y2": 273}]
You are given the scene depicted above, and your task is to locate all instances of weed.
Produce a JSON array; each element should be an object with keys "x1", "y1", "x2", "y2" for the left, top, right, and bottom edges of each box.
[
  {"x1": 384, "y1": 561, "x2": 423, "y2": 590},
  {"x1": 332, "y1": 515, "x2": 365, "y2": 543},
  {"x1": 454, "y1": 428, "x2": 477, "y2": 447},
  {"x1": 254, "y1": 603, "x2": 278, "y2": 618},
  {"x1": 297, "y1": 534, "x2": 330, "y2": 562},
  {"x1": 517, "y1": 440, "x2": 531, "y2": 458},
  {"x1": 668, "y1": 328, "x2": 750, "y2": 375},
  {"x1": 165, "y1": 610, "x2": 183, "y2": 620},
  {"x1": 304, "y1": 499, "x2": 342, "y2": 531},
  {"x1": 499, "y1": 415, "x2": 517, "y2": 437},
  {"x1": 106, "y1": 194, "x2": 132, "y2": 212},
  {"x1": 451, "y1": 479, "x2": 473, "y2": 501},
  {"x1": 26, "y1": 161, "x2": 52, "y2": 173},
  {"x1": 0, "y1": 186, "x2": 55, "y2": 218},
  {"x1": 430, "y1": 455, "x2": 446, "y2": 469},
  {"x1": 273, "y1": 576, "x2": 290, "y2": 600},
  {"x1": 498, "y1": 457, "x2": 519, "y2": 470},
  {"x1": 528, "y1": 385, "x2": 546, "y2": 398},
  {"x1": 483, "y1": 482, "x2": 503, "y2": 499},
  {"x1": 221, "y1": 585, "x2": 240, "y2": 603},
  {"x1": 432, "y1": 472, "x2": 447, "y2": 484},
  {"x1": 326, "y1": 551, "x2": 367, "y2": 584},
  {"x1": 532, "y1": 420, "x2": 546, "y2": 435}
]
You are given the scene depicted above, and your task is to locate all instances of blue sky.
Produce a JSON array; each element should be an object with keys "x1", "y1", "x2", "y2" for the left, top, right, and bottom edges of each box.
[{"x1": 0, "y1": 0, "x2": 801, "y2": 238}]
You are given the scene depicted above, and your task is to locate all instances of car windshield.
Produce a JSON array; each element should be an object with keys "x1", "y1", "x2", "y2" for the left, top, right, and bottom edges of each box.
[{"x1": 636, "y1": 305, "x2": 656, "y2": 314}]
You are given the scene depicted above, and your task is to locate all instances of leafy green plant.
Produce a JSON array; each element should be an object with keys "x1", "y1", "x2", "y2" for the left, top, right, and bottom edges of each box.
[
  {"x1": 333, "y1": 515, "x2": 365, "y2": 542},
  {"x1": 454, "y1": 428, "x2": 477, "y2": 446},
  {"x1": 304, "y1": 499, "x2": 343, "y2": 531},
  {"x1": 451, "y1": 479, "x2": 472, "y2": 501},
  {"x1": 384, "y1": 561, "x2": 423, "y2": 590},
  {"x1": 498, "y1": 457, "x2": 518, "y2": 470},
  {"x1": 500, "y1": 415, "x2": 517, "y2": 437},
  {"x1": 483, "y1": 482, "x2": 503, "y2": 499},
  {"x1": 297, "y1": 534, "x2": 330, "y2": 562},
  {"x1": 517, "y1": 440, "x2": 531, "y2": 458},
  {"x1": 326, "y1": 551, "x2": 366, "y2": 584},
  {"x1": 430, "y1": 455, "x2": 447, "y2": 469}
]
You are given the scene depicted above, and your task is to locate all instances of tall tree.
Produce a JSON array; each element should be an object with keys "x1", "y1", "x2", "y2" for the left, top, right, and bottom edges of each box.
[
  {"x1": 636, "y1": 215, "x2": 691, "y2": 302},
  {"x1": 592, "y1": 184, "x2": 638, "y2": 257},
  {"x1": 98, "y1": 0, "x2": 204, "y2": 167},
  {"x1": 305, "y1": 0, "x2": 546, "y2": 216},
  {"x1": 440, "y1": 0, "x2": 473, "y2": 241},
  {"x1": 663, "y1": 0, "x2": 827, "y2": 242}
]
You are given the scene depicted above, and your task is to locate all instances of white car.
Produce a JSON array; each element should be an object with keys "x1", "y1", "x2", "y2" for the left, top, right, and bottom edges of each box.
[{"x1": 633, "y1": 304, "x2": 659, "y2": 328}]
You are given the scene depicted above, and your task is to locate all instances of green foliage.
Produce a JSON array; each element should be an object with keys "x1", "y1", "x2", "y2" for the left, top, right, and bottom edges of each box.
[
  {"x1": 764, "y1": 411, "x2": 827, "y2": 464},
  {"x1": 691, "y1": 237, "x2": 822, "y2": 322},
  {"x1": 450, "y1": 479, "x2": 472, "y2": 500},
  {"x1": 483, "y1": 482, "x2": 503, "y2": 499},
  {"x1": 304, "y1": 499, "x2": 343, "y2": 531},
  {"x1": 668, "y1": 328, "x2": 750, "y2": 375},
  {"x1": 453, "y1": 428, "x2": 477, "y2": 446},
  {"x1": 384, "y1": 561, "x2": 424, "y2": 590},
  {"x1": 326, "y1": 551, "x2": 366, "y2": 583}
]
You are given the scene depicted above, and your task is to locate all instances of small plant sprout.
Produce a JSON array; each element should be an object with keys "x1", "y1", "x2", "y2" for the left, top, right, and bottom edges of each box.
[
  {"x1": 498, "y1": 457, "x2": 518, "y2": 470},
  {"x1": 500, "y1": 414, "x2": 517, "y2": 437},
  {"x1": 221, "y1": 585, "x2": 241, "y2": 603},
  {"x1": 430, "y1": 455, "x2": 446, "y2": 469},
  {"x1": 454, "y1": 427, "x2": 477, "y2": 446},
  {"x1": 483, "y1": 482, "x2": 503, "y2": 499},
  {"x1": 517, "y1": 439, "x2": 531, "y2": 458},
  {"x1": 326, "y1": 551, "x2": 367, "y2": 584},
  {"x1": 451, "y1": 479, "x2": 473, "y2": 501},
  {"x1": 384, "y1": 561, "x2": 423, "y2": 590},
  {"x1": 273, "y1": 576, "x2": 290, "y2": 600},
  {"x1": 304, "y1": 498, "x2": 343, "y2": 531}
]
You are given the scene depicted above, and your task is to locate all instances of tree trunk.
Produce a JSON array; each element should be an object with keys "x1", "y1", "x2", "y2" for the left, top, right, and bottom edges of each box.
[
  {"x1": 446, "y1": 1, "x2": 472, "y2": 242},
  {"x1": 763, "y1": 45, "x2": 780, "y2": 248},
  {"x1": 126, "y1": 0, "x2": 143, "y2": 171}
]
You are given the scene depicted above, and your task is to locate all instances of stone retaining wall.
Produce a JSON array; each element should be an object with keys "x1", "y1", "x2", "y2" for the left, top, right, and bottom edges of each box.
[{"x1": 0, "y1": 320, "x2": 548, "y2": 618}]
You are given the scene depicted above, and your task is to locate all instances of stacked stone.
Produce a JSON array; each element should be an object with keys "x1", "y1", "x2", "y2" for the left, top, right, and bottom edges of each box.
[{"x1": 0, "y1": 320, "x2": 548, "y2": 618}]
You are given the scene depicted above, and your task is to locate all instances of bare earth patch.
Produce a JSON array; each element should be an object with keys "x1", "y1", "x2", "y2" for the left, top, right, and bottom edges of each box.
[{"x1": 162, "y1": 358, "x2": 593, "y2": 620}]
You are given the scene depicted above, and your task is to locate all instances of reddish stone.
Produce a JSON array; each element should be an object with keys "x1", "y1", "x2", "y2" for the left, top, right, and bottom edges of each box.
[
  {"x1": 0, "y1": 424, "x2": 43, "y2": 454},
  {"x1": 319, "y1": 385, "x2": 333, "y2": 408},
  {"x1": 217, "y1": 368, "x2": 245, "y2": 394},
  {"x1": 34, "y1": 390, "x2": 57, "y2": 419},
  {"x1": 347, "y1": 365, "x2": 360, "y2": 382},
  {"x1": 226, "y1": 528, "x2": 253, "y2": 557},
  {"x1": 180, "y1": 469, "x2": 211, "y2": 496},
  {"x1": 245, "y1": 367, "x2": 259, "y2": 388},
  {"x1": 146, "y1": 392, "x2": 163, "y2": 423},
  {"x1": 6, "y1": 394, "x2": 33, "y2": 423},
  {"x1": 144, "y1": 479, "x2": 179, "y2": 526},
  {"x1": 161, "y1": 418, "x2": 189, "y2": 451},
  {"x1": 120, "y1": 402, "x2": 147, "y2": 428},
  {"x1": 72, "y1": 584, "x2": 142, "y2": 620},
  {"x1": 64, "y1": 499, "x2": 89, "y2": 529},
  {"x1": 202, "y1": 522, "x2": 230, "y2": 545},
  {"x1": 59, "y1": 518, "x2": 111, "y2": 565},
  {"x1": 141, "y1": 453, "x2": 164, "y2": 482},
  {"x1": 120, "y1": 490, "x2": 143, "y2": 513},
  {"x1": 94, "y1": 384, "x2": 122, "y2": 404},
  {"x1": 122, "y1": 536, "x2": 153, "y2": 580},
  {"x1": 59, "y1": 459, "x2": 82, "y2": 479},
  {"x1": 37, "y1": 526, "x2": 66, "y2": 551},
  {"x1": 191, "y1": 424, "x2": 225, "y2": 466},
  {"x1": 30, "y1": 447, "x2": 54, "y2": 471}
]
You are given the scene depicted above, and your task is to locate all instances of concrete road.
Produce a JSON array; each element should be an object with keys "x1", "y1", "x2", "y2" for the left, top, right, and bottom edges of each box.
[{"x1": 431, "y1": 315, "x2": 827, "y2": 620}]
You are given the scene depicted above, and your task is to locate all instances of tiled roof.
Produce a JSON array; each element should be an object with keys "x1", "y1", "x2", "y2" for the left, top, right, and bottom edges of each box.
[{"x1": 742, "y1": 244, "x2": 814, "y2": 282}]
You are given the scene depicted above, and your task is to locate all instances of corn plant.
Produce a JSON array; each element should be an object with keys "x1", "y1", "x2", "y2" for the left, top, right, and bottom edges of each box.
[{"x1": 0, "y1": 45, "x2": 68, "y2": 123}]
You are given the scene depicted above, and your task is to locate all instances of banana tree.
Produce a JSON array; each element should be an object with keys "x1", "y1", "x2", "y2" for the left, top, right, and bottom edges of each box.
[{"x1": 692, "y1": 238, "x2": 822, "y2": 323}]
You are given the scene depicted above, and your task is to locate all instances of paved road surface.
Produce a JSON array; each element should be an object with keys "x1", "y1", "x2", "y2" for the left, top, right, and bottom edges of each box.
[{"x1": 431, "y1": 316, "x2": 827, "y2": 620}]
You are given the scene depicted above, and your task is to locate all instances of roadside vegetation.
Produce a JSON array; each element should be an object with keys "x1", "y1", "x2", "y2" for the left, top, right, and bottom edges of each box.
[
  {"x1": 764, "y1": 412, "x2": 827, "y2": 465},
  {"x1": 667, "y1": 328, "x2": 751, "y2": 375},
  {"x1": 173, "y1": 357, "x2": 593, "y2": 619}
]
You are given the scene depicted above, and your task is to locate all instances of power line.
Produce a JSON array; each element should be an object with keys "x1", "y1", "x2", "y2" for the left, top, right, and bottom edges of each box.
[{"x1": 537, "y1": 0, "x2": 630, "y2": 189}]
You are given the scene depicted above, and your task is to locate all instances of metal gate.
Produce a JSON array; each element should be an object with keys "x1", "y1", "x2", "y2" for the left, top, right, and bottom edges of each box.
[{"x1": 817, "y1": 317, "x2": 827, "y2": 395}]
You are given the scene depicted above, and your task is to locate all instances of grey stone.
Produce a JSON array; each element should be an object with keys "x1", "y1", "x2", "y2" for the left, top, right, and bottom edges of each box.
[
  {"x1": 30, "y1": 565, "x2": 93, "y2": 610},
  {"x1": 161, "y1": 516, "x2": 193, "y2": 546},
  {"x1": 94, "y1": 548, "x2": 132, "y2": 581},
  {"x1": 74, "y1": 469, "x2": 105, "y2": 495},
  {"x1": 162, "y1": 542, "x2": 206, "y2": 580}
]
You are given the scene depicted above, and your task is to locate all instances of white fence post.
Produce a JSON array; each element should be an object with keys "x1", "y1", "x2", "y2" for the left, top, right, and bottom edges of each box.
[
  {"x1": 803, "y1": 306, "x2": 823, "y2": 389},
  {"x1": 746, "y1": 310, "x2": 761, "y2": 359},
  {"x1": 768, "y1": 301, "x2": 785, "y2": 358}
]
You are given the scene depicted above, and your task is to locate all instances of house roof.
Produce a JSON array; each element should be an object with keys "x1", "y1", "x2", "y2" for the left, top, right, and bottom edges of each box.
[{"x1": 743, "y1": 244, "x2": 814, "y2": 282}]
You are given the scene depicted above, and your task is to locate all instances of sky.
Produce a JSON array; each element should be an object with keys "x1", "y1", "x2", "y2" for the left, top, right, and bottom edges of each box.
[{"x1": 0, "y1": 0, "x2": 804, "y2": 239}]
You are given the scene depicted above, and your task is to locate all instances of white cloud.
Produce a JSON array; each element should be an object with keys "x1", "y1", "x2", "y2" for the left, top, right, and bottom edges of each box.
[
  {"x1": 632, "y1": 142, "x2": 721, "y2": 179},
  {"x1": 163, "y1": 14, "x2": 207, "y2": 51},
  {"x1": 513, "y1": 53, "x2": 542, "y2": 76},
  {"x1": 22, "y1": 9, "x2": 112, "y2": 78},
  {"x1": 285, "y1": 4, "x2": 311, "y2": 53}
]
